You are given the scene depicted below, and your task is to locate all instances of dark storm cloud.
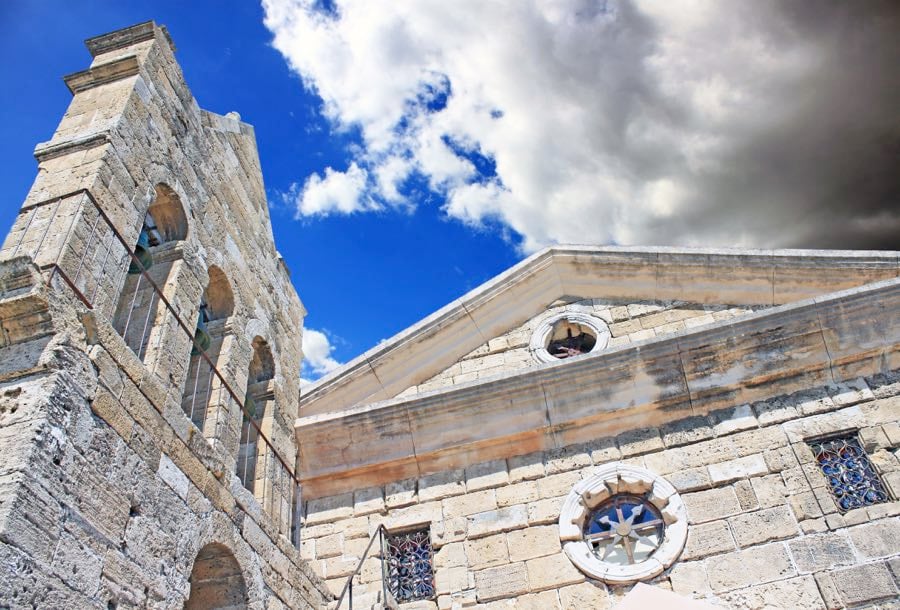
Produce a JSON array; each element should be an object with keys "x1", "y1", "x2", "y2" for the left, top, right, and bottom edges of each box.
[{"x1": 265, "y1": 0, "x2": 900, "y2": 251}]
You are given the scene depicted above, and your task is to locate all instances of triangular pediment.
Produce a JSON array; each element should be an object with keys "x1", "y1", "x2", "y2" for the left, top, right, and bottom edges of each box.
[{"x1": 299, "y1": 246, "x2": 897, "y2": 417}]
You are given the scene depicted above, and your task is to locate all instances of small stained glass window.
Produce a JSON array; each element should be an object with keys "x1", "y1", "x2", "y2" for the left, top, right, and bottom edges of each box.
[
  {"x1": 583, "y1": 494, "x2": 665, "y2": 565},
  {"x1": 809, "y1": 434, "x2": 890, "y2": 512},
  {"x1": 385, "y1": 528, "x2": 435, "y2": 603}
]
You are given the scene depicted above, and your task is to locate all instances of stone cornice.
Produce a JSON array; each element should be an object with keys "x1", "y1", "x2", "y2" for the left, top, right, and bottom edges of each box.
[
  {"x1": 34, "y1": 132, "x2": 110, "y2": 162},
  {"x1": 84, "y1": 21, "x2": 173, "y2": 57},
  {"x1": 64, "y1": 55, "x2": 141, "y2": 94},
  {"x1": 295, "y1": 277, "x2": 900, "y2": 498},
  {"x1": 298, "y1": 246, "x2": 899, "y2": 417}
]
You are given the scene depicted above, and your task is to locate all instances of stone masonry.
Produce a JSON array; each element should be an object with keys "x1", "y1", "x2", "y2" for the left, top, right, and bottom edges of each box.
[
  {"x1": 305, "y1": 372, "x2": 900, "y2": 609},
  {"x1": 1, "y1": 18, "x2": 899, "y2": 610},
  {"x1": 0, "y1": 22, "x2": 329, "y2": 609}
]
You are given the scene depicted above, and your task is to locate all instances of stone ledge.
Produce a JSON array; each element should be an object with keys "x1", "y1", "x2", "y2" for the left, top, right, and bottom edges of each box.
[
  {"x1": 296, "y1": 278, "x2": 900, "y2": 498},
  {"x1": 64, "y1": 55, "x2": 141, "y2": 95},
  {"x1": 300, "y1": 246, "x2": 899, "y2": 417}
]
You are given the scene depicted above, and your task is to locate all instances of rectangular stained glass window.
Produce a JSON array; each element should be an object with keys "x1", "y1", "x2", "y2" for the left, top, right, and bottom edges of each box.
[
  {"x1": 385, "y1": 527, "x2": 435, "y2": 602},
  {"x1": 808, "y1": 434, "x2": 890, "y2": 512}
]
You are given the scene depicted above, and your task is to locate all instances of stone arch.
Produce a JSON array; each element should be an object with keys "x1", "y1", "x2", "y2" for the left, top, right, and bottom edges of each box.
[
  {"x1": 204, "y1": 265, "x2": 234, "y2": 322},
  {"x1": 238, "y1": 336, "x2": 276, "y2": 498},
  {"x1": 247, "y1": 336, "x2": 275, "y2": 384},
  {"x1": 184, "y1": 543, "x2": 248, "y2": 610},
  {"x1": 181, "y1": 266, "x2": 236, "y2": 432},
  {"x1": 113, "y1": 184, "x2": 188, "y2": 362},
  {"x1": 147, "y1": 183, "x2": 188, "y2": 243}
]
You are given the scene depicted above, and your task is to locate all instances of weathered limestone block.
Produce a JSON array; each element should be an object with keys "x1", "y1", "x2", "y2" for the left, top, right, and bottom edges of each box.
[
  {"x1": 680, "y1": 520, "x2": 736, "y2": 561},
  {"x1": 526, "y1": 497, "x2": 561, "y2": 526},
  {"x1": 507, "y1": 452, "x2": 545, "y2": 482},
  {"x1": 787, "y1": 532, "x2": 855, "y2": 573},
  {"x1": 467, "y1": 505, "x2": 528, "y2": 539},
  {"x1": 524, "y1": 553, "x2": 584, "y2": 592},
  {"x1": 557, "y1": 582, "x2": 611, "y2": 610},
  {"x1": 464, "y1": 533, "x2": 508, "y2": 569},
  {"x1": 474, "y1": 563, "x2": 528, "y2": 601},
  {"x1": 831, "y1": 562, "x2": 899, "y2": 606},
  {"x1": 705, "y1": 543, "x2": 796, "y2": 592},
  {"x1": 668, "y1": 561, "x2": 711, "y2": 596},
  {"x1": 495, "y1": 481, "x2": 539, "y2": 508},
  {"x1": 465, "y1": 460, "x2": 509, "y2": 491},
  {"x1": 682, "y1": 487, "x2": 742, "y2": 523},
  {"x1": 506, "y1": 525, "x2": 560, "y2": 562},
  {"x1": 719, "y1": 575, "x2": 824, "y2": 610},
  {"x1": 707, "y1": 454, "x2": 768, "y2": 484},
  {"x1": 420, "y1": 469, "x2": 466, "y2": 502},
  {"x1": 727, "y1": 505, "x2": 798, "y2": 547},
  {"x1": 847, "y1": 518, "x2": 900, "y2": 559},
  {"x1": 443, "y1": 489, "x2": 497, "y2": 519}
]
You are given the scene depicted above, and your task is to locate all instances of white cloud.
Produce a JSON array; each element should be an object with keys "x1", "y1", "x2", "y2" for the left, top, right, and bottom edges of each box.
[
  {"x1": 264, "y1": 0, "x2": 900, "y2": 250},
  {"x1": 288, "y1": 161, "x2": 377, "y2": 216},
  {"x1": 301, "y1": 327, "x2": 342, "y2": 379}
]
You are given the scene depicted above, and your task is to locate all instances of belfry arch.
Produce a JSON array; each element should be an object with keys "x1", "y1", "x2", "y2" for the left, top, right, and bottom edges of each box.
[
  {"x1": 112, "y1": 183, "x2": 188, "y2": 362},
  {"x1": 184, "y1": 543, "x2": 248, "y2": 610}
]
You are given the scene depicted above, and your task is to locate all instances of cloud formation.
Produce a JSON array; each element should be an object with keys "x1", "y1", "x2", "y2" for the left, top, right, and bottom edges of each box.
[
  {"x1": 301, "y1": 328, "x2": 342, "y2": 381},
  {"x1": 265, "y1": 0, "x2": 900, "y2": 251}
]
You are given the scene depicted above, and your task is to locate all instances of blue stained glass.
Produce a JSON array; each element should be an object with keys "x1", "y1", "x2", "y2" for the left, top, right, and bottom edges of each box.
[
  {"x1": 583, "y1": 495, "x2": 665, "y2": 565},
  {"x1": 386, "y1": 529, "x2": 435, "y2": 602},
  {"x1": 809, "y1": 435, "x2": 889, "y2": 513}
]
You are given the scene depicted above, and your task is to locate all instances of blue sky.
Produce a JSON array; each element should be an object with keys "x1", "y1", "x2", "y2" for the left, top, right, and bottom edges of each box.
[
  {"x1": 0, "y1": 1, "x2": 520, "y2": 379},
  {"x1": 2, "y1": 1, "x2": 898, "y2": 380}
]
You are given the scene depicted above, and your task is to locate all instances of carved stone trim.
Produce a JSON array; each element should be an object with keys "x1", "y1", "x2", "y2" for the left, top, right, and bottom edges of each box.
[{"x1": 558, "y1": 463, "x2": 687, "y2": 584}]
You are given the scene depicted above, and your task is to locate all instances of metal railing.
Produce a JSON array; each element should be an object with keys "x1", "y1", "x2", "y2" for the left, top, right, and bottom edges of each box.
[
  {"x1": 2, "y1": 188, "x2": 302, "y2": 545},
  {"x1": 335, "y1": 524, "x2": 393, "y2": 610}
]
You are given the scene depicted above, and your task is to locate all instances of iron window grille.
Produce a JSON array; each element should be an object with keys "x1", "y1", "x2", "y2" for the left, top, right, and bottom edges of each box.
[
  {"x1": 808, "y1": 433, "x2": 890, "y2": 513},
  {"x1": 385, "y1": 527, "x2": 436, "y2": 603}
]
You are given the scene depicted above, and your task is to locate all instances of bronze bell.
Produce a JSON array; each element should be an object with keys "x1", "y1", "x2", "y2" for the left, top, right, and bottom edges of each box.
[
  {"x1": 191, "y1": 310, "x2": 212, "y2": 355},
  {"x1": 128, "y1": 229, "x2": 154, "y2": 274}
]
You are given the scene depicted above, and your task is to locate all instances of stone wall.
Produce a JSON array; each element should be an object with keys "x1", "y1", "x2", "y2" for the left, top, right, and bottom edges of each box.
[
  {"x1": 0, "y1": 21, "x2": 330, "y2": 610},
  {"x1": 403, "y1": 298, "x2": 771, "y2": 397},
  {"x1": 304, "y1": 371, "x2": 900, "y2": 609}
]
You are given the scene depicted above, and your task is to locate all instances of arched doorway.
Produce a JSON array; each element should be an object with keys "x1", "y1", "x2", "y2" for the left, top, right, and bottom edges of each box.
[{"x1": 184, "y1": 543, "x2": 248, "y2": 609}]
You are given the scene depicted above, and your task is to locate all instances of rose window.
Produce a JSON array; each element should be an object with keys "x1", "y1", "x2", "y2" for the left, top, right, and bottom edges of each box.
[
  {"x1": 559, "y1": 463, "x2": 688, "y2": 584},
  {"x1": 584, "y1": 495, "x2": 665, "y2": 565}
]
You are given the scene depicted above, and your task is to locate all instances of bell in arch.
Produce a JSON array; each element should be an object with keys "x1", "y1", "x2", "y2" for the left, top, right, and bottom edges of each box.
[
  {"x1": 128, "y1": 228, "x2": 154, "y2": 274},
  {"x1": 191, "y1": 304, "x2": 212, "y2": 355}
]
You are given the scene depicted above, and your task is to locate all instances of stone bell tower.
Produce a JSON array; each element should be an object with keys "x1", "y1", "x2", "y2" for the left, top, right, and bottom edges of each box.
[{"x1": 0, "y1": 22, "x2": 328, "y2": 608}]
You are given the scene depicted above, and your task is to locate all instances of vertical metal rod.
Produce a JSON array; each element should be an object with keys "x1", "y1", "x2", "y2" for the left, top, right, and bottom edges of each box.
[
  {"x1": 189, "y1": 355, "x2": 202, "y2": 423},
  {"x1": 52, "y1": 192, "x2": 85, "y2": 270},
  {"x1": 381, "y1": 526, "x2": 389, "y2": 607},
  {"x1": 137, "y1": 290, "x2": 157, "y2": 361},
  {"x1": 204, "y1": 364, "x2": 216, "y2": 435},
  {"x1": 11, "y1": 206, "x2": 38, "y2": 258},
  {"x1": 262, "y1": 443, "x2": 269, "y2": 510},
  {"x1": 242, "y1": 419, "x2": 251, "y2": 488},
  {"x1": 89, "y1": 229, "x2": 116, "y2": 304},
  {"x1": 150, "y1": 300, "x2": 170, "y2": 376},
  {"x1": 32, "y1": 194, "x2": 65, "y2": 261},
  {"x1": 277, "y1": 464, "x2": 284, "y2": 536},
  {"x1": 120, "y1": 272, "x2": 144, "y2": 339},
  {"x1": 349, "y1": 579, "x2": 353, "y2": 610},
  {"x1": 73, "y1": 209, "x2": 102, "y2": 286}
]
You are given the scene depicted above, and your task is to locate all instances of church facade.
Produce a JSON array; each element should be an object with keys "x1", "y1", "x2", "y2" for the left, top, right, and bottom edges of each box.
[{"x1": 0, "y1": 21, "x2": 898, "y2": 610}]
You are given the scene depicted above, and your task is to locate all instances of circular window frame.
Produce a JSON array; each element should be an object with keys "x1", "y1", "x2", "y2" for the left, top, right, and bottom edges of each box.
[
  {"x1": 558, "y1": 463, "x2": 687, "y2": 584},
  {"x1": 529, "y1": 312, "x2": 610, "y2": 364}
]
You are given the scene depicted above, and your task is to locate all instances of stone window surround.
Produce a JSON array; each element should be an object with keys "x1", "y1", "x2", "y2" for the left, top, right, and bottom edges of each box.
[
  {"x1": 558, "y1": 463, "x2": 688, "y2": 584},
  {"x1": 529, "y1": 311, "x2": 611, "y2": 364}
]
